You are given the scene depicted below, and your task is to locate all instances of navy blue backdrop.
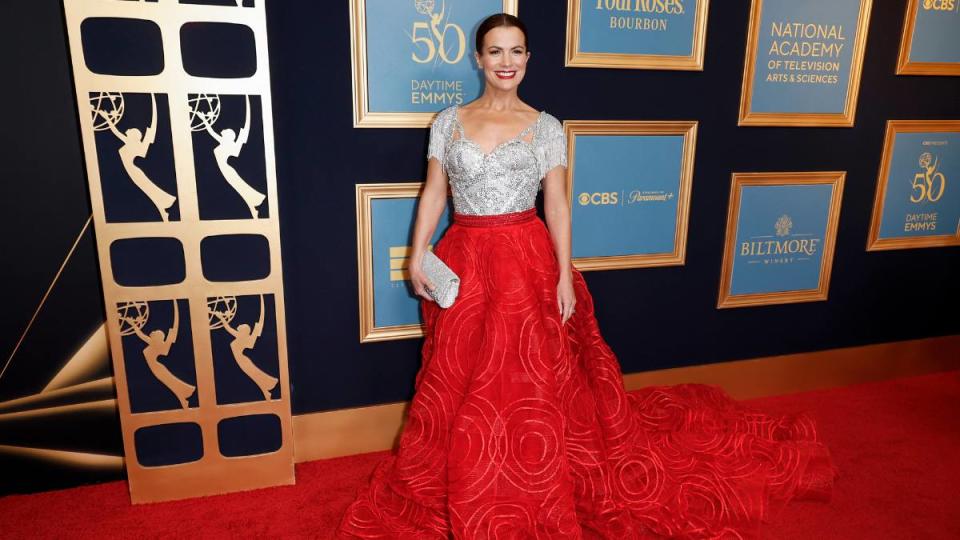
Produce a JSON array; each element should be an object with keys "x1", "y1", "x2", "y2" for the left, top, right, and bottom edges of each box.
[
  {"x1": 273, "y1": 0, "x2": 960, "y2": 412},
  {"x1": 1, "y1": 0, "x2": 958, "y2": 495}
]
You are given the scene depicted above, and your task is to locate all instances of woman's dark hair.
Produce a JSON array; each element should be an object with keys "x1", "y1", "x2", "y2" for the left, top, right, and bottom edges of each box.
[{"x1": 475, "y1": 13, "x2": 528, "y2": 54}]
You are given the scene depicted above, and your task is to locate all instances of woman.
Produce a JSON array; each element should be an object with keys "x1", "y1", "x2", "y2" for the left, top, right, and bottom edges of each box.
[{"x1": 337, "y1": 14, "x2": 834, "y2": 539}]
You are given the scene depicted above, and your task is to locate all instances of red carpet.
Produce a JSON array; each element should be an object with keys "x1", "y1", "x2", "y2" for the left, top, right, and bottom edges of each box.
[{"x1": 2, "y1": 371, "x2": 958, "y2": 539}]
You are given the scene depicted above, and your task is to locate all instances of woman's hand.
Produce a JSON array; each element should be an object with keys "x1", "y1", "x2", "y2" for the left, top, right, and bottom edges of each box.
[
  {"x1": 409, "y1": 251, "x2": 436, "y2": 301},
  {"x1": 557, "y1": 272, "x2": 576, "y2": 324}
]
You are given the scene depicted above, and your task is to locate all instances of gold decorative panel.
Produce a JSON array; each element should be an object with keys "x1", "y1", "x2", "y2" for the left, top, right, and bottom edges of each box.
[{"x1": 62, "y1": 0, "x2": 293, "y2": 503}]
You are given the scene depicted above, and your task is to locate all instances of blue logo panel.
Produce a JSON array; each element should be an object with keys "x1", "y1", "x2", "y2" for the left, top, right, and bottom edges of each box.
[
  {"x1": 749, "y1": 0, "x2": 862, "y2": 114},
  {"x1": 908, "y1": 1, "x2": 960, "y2": 64},
  {"x1": 730, "y1": 184, "x2": 833, "y2": 296},
  {"x1": 365, "y1": 0, "x2": 504, "y2": 113},
  {"x1": 371, "y1": 197, "x2": 451, "y2": 328},
  {"x1": 579, "y1": 0, "x2": 700, "y2": 56},
  {"x1": 879, "y1": 132, "x2": 960, "y2": 240},
  {"x1": 571, "y1": 135, "x2": 684, "y2": 259}
]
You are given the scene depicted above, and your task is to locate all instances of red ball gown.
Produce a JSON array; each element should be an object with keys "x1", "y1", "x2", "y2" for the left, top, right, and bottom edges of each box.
[{"x1": 336, "y1": 104, "x2": 835, "y2": 539}]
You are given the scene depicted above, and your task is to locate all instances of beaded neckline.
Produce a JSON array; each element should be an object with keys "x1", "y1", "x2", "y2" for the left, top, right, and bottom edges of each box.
[{"x1": 451, "y1": 104, "x2": 543, "y2": 157}]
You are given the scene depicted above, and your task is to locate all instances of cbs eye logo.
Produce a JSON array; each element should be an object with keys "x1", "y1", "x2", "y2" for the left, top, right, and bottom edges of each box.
[
  {"x1": 923, "y1": 0, "x2": 956, "y2": 10},
  {"x1": 578, "y1": 192, "x2": 619, "y2": 205}
]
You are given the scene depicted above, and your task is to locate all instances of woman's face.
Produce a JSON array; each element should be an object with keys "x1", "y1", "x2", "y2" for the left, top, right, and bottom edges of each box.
[{"x1": 475, "y1": 26, "x2": 529, "y2": 91}]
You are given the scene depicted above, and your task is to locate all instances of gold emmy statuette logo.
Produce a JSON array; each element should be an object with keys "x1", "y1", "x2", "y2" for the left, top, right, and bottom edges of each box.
[
  {"x1": 190, "y1": 94, "x2": 267, "y2": 218},
  {"x1": 923, "y1": 0, "x2": 957, "y2": 12},
  {"x1": 911, "y1": 152, "x2": 947, "y2": 203},
  {"x1": 117, "y1": 300, "x2": 196, "y2": 409},
  {"x1": 208, "y1": 295, "x2": 277, "y2": 400},
  {"x1": 412, "y1": 0, "x2": 466, "y2": 64},
  {"x1": 775, "y1": 214, "x2": 793, "y2": 237},
  {"x1": 91, "y1": 92, "x2": 177, "y2": 221}
]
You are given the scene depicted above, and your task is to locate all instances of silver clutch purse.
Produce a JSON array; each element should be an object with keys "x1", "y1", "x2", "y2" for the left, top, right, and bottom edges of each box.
[{"x1": 420, "y1": 250, "x2": 460, "y2": 308}]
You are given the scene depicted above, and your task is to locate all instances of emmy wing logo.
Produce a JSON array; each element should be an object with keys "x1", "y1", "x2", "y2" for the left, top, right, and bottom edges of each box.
[
  {"x1": 902, "y1": 151, "x2": 946, "y2": 233},
  {"x1": 411, "y1": 0, "x2": 467, "y2": 65},
  {"x1": 207, "y1": 295, "x2": 277, "y2": 401},
  {"x1": 91, "y1": 92, "x2": 177, "y2": 221},
  {"x1": 90, "y1": 92, "x2": 124, "y2": 128},
  {"x1": 911, "y1": 152, "x2": 947, "y2": 204},
  {"x1": 408, "y1": 0, "x2": 467, "y2": 106},
  {"x1": 117, "y1": 300, "x2": 196, "y2": 410},
  {"x1": 189, "y1": 94, "x2": 266, "y2": 219}
]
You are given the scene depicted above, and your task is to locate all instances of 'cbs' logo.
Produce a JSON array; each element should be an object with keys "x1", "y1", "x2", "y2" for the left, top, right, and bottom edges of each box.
[
  {"x1": 923, "y1": 0, "x2": 956, "y2": 10},
  {"x1": 578, "y1": 192, "x2": 619, "y2": 206}
]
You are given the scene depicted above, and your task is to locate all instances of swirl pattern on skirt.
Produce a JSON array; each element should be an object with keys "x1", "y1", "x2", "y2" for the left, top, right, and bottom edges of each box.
[{"x1": 336, "y1": 210, "x2": 835, "y2": 539}]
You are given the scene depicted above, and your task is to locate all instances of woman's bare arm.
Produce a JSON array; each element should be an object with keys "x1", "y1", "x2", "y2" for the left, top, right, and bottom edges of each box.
[
  {"x1": 408, "y1": 157, "x2": 449, "y2": 299},
  {"x1": 542, "y1": 164, "x2": 576, "y2": 323},
  {"x1": 542, "y1": 165, "x2": 571, "y2": 277}
]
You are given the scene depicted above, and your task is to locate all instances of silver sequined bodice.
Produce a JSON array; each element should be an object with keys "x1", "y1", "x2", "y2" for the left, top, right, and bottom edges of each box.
[{"x1": 427, "y1": 104, "x2": 567, "y2": 216}]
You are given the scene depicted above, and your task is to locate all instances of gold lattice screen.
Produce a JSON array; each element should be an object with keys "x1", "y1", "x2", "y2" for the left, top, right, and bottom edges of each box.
[{"x1": 62, "y1": 0, "x2": 294, "y2": 503}]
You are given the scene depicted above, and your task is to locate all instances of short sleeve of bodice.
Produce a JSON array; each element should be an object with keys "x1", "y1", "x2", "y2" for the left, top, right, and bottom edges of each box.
[
  {"x1": 537, "y1": 112, "x2": 567, "y2": 179},
  {"x1": 426, "y1": 106, "x2": 456, "y2": 172}
]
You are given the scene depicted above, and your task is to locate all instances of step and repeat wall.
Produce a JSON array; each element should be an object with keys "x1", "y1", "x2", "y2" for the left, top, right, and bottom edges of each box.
[
  {"x1": 1, "y1": 0, "x2": 958, "y2": 498},
  {"x1": 332, "y1": 0, "x2": 960, "y2": 409}
]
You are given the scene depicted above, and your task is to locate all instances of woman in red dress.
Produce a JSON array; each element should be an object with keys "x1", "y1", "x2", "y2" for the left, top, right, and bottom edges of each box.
[{"x1": 336, "y1": 14, "x2": 835, "y2": 539}]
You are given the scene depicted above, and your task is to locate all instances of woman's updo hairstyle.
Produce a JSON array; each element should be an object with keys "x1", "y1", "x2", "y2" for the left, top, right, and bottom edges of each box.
[{"x1": 475, "y1": 13, "x2": 529, "y2": 54}]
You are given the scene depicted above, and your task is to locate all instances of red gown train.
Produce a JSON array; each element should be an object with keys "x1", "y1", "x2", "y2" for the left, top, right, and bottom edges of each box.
[{"x1": 336, "y1": 207, "x2": 836, "y2": 539}]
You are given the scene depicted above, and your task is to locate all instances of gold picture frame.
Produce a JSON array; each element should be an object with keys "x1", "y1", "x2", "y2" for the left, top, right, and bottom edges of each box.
[
  {"x1": 564, "y1": 0, "x2": 711, "y2": 70},
  {"x1": 564, "y1": 120, "x2": 698, "y2": 271},
  {"x1": 896, "y1": 0, "x2": 960, "y2": 76},
  {"x1": 717, "y1": 172, "x2": 845, "y2": 309},
  {"x1": 738, "y1": 0, "x2": 873, "y2": 127},
  {"x1": 356, "y1": 182, "x2": 430, "y2": 343},
  {"x1": 867, "y1": 120, "x2": 960, "y2": 251},
  {"x1": 350, "y1": 0, "x2": 519, "y2": 128}
]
